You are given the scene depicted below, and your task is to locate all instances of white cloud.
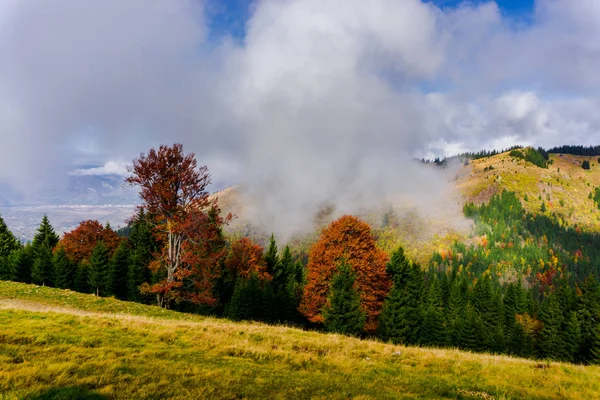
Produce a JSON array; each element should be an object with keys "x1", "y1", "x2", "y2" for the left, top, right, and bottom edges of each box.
[
  {"x1": 69, "y1": 161, "x2": 130, "y2": 177},
  {"x1": 0, "y1": 0, "x2": 599, "y2": 233}
]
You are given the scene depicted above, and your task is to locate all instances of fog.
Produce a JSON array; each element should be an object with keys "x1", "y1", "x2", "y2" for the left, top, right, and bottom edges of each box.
[{"x1": 1, "y1": 0, "x2": 599, "y2": 236}]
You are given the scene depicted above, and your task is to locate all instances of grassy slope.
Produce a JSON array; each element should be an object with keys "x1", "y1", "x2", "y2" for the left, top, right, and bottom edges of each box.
[
  {"x1": 457, "y1": 152, "x2": 600, "y2": 232},
  {"x1": 1, "y1": 281, "x2": 600, "y2": 400},
  {"x1": 457, "y1": 153, "x2": 600, "y2": 232}
]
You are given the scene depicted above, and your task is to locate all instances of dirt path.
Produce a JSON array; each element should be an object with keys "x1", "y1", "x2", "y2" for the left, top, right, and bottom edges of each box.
[{"x1": 0, "y1": 298, "x2": 208, "y2": 328}]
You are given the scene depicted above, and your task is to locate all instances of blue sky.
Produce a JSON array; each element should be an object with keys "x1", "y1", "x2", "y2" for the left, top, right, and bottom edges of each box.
[{"x1": 207, "y1": 0, "x2": 536, "y2": 40}]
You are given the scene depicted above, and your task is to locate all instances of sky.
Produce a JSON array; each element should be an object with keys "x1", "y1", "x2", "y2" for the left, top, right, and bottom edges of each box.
[{"x1": 0, "y1": 0, "x2": 599, "y2": 232}]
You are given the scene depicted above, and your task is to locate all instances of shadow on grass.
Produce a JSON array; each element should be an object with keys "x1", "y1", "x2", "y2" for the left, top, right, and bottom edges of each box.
[{"x1": 28, "y1": 386, "x2": 108, "y2": 400}]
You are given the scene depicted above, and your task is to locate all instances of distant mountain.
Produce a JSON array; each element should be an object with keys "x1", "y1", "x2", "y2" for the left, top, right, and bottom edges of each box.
[{"x1": 0, "y1": 174, "x2": 139, "y2": 241}]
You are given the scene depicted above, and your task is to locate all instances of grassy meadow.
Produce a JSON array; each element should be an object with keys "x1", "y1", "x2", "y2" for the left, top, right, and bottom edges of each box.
[
  {"x1": 1, "y1": 281, "x2": 599, "y2": 399},
  {"x1": 457, "y1": 152, "x2": 600, "y2": 232}
]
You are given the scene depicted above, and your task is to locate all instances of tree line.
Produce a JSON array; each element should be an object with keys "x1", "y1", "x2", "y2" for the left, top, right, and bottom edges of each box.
[{"x1": 1, "y1": 144, "x2": 600, "y2": 365}]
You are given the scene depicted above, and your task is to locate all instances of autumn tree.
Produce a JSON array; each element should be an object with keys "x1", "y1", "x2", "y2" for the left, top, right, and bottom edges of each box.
[
  {"x1": 127, "y1": 144, "x2": 230, "y2": 307},
  {"x1": 225, "y1": 238, "x2": 269, "y2": 281},
  {"x1": 59, "y1": 220, "x2": 121, "y2": 264},
  {"x1": 300, "y1": 215, "x2": 390, "y2": 332}
]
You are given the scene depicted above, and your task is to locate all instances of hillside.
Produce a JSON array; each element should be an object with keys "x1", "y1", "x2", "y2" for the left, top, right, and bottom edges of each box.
[
  {"x1": 212, "y1": 150, "x2": 600, "y2": 265},
  {"x1": 457, "y1": 151, "x2": 600, "y2": 232},
  {"x1": 1, "y1": 281, "x2": 599, "y2": 400}
]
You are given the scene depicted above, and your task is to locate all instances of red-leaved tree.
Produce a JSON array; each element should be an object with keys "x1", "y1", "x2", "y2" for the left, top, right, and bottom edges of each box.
[
  {"x1": 299, "y1": 215, "x2": 390, "y2": 332},
  {"x1": 127, "y1": 144, "x2": 231, "y2": 307},
  {"x1": 225, "y1": 237, "x2": 270, "y2": 281},
  {"x1": 59, "y1": 220, "x2": 121, "y2": 264}
]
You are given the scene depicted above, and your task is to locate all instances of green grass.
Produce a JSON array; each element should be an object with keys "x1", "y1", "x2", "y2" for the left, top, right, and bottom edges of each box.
[{"x1": 1, "y1": 281, "x2": 600, "y2": 399}]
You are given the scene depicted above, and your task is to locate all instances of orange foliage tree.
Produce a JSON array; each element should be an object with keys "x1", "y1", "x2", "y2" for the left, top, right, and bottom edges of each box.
[
  {"x1": 225, "y1": 237, "x2": 270, "y2": 281},
  {"x1": 127, "y1": 143, "x2": 231, "y2": 307},
  {"x1": 59, "y1": 220, "x2": 121, "y2": 264},
  {"x1": 300, "y1": 215, "x2": 390, "y2": 332}
]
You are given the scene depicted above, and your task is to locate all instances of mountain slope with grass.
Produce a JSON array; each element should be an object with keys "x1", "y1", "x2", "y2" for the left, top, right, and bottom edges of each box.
[
  {"x1": 1, "y1": 281, "x2": 599, "y2": 400},
  {"x1": 213, "y1": 148, "x2": 600, "y2": 265},
  {"x1": 457, "y1": 150, "x2": 600, "y2": 232}
]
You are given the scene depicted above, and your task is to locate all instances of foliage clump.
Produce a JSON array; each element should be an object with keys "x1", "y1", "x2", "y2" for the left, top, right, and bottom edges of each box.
[
  {"x1": 300, "y1": 215, "x2": 390, "y2": 332},
  {"x1": 509, "y1": 147, "x2": 549, "y2": 168}
]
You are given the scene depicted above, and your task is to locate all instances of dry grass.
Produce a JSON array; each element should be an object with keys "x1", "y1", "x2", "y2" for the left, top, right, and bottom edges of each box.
[
  {"x1": 457, "y1": 152, "x2": 600, "y2": 232},
  {"x1": 1, "y1": 281, "x2": 599, "y2": 399}
]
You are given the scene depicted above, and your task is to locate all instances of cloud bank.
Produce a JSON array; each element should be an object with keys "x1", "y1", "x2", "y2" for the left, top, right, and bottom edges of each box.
[{"x1": 1, "y1": 0, "x2": 599, "y2": 233}]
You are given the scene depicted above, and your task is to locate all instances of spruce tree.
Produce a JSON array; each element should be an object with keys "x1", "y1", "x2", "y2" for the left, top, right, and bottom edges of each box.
[
  {"x1": 88, "y1": 242, "x2": 110, "y2": 297},
  {"x1": 577, "y1": 274, "x2": 600, "y2": 363},
  {"x1": 447, "y1": 277, "x2": 469, "y2": 347},
  {"x1": 127, "y1": 209, "x2": 156, "y2": 302},
  {"x1": 225, "y1": 273, "x2": 264, "y2": 321},
  {"x1": 75, "y1": 262, "x2": 90, "y2": 294},
  {"x1": 322, "y1": 260, "x2": 365, "y2": 336},
  {"x1": 0, "y1": 256, "x2": 11, "y2": 281},
  {"x1": 561, "y1": 311, "x2": 581, "y2": 362},
  {"x1": 109, "y1": 242, "x2": 130, "y2": 300},
  {"x1": 31, "y1": 245, "x2": 54, "y2": 286},
  {"x1": 503, "y1": 283, "x2": 519, "y2": 354},
  {"x1": 459, "y1": 306, "x2": 484, "y2": 352},
  {"x1": 377, "y1": 247, "x2": 423, "y2": 345},
  {"x1": 32, "y1": 215, "x2": 59, "y2": 250},
  {"x1": 590, "y1": 324, "x2": 600, "y2": 364},
  {"x1": 54, "y1": 248, "x2": 76, "y2": 290},
  {"x1": 420, "y1": 276, "x2": 447, "y2": 347},
  {"x1": 9, "y1": 244, "x2": 33, "y2": 283},
  {"x1": 472, "y1": 277, "x2": 502, "y2": 351},
  {"x1": 264, "y1": 234, "x2": 279, "y2": 278},
  {"x1": 0, "y1": 213, "x2": 19, "y2": 258},
  {"x1": 538, "y1": 294, "x2": 565, "y2": 360}
]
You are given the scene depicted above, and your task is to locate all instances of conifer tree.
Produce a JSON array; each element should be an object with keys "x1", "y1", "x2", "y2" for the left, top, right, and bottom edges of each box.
[
  {"x1": 0, "y1": 213, "x2": 19, "y2": 258},
  {"x1": 377, "y1": 247, "x2": 423, "y2": 344},
  {"x1": 75, "y1": 262, "x2": 90, "y2": 294},
  {"x1": 225, "y1": 273, "x2": 264, "y2": 321},
  {"x1": 265, "y1": 234, "x2": 279, "y2": 278},
  {"x1": 322, "y1": 260, "x2": 365, "y2": 336},
  {"x1": 577, "y1": 274, "x2": 600, "y2": 363},
  {"x1": 503, "y1": 283, "x2": 519, "y2": 353},
  {"x1": 420, "y1": 276, "x2": 447, "y2": 347},
  {"x1": 459, "y1": 306, "x2": 485, "y2": 352},
  {"x1": 8, "y1": 244, "x2": 33, "y2": 283},
  {"x1": 472, "y1": 277, "x2": 502, "y2": 351},
  {"x1": 0, "y1": 256, "x2": 11, "y2": 281},
  {"x1": 54, "y1": 247, "x2": 76, "y2": 290},
  {"x1": 262, "y1": 234, "x2": 290, "y2": 322},
  {"x1": 32, "y1": 215, "x2": 59, "y2": 250},
  {"x1": 109, "y1": 242, "x2": 130, "y2": 300},
  {"x1": 31, "y1": 245, "x2": 54, "y2": 286},
  {"x1": 590, "y1": 324, "x2": 600, "y2": 364},
  {"x1": 448, "y1": 277, "x2": 469, "y2": 347},
  {"x1": 538, "y1": 294, "x2": 564, "y2": 359},
  {"x1": 127, "y1": 209, "x2": 156, "y2": 302},
  {"x1": 561, "y1": 311, "x2": 581, "y2": 362},
  {"x1": 88, "y1": 242, "x2": 110, "y2": 297}
]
